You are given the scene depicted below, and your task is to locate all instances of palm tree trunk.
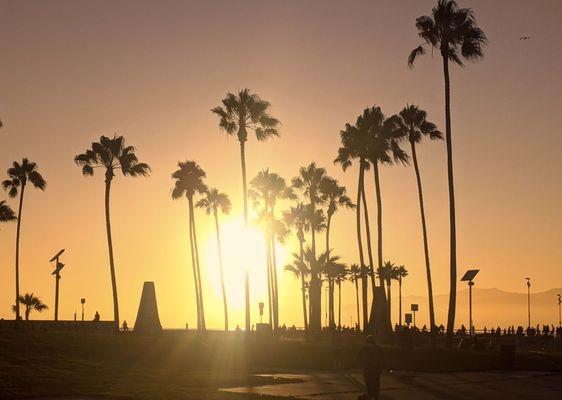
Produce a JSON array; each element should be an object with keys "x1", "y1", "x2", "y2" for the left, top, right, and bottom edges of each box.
[
  {"x1": 373, "y1": 160, "x2": 384, "y2": 285},
  {"x1": 387, "y1": 279, "x2": 392, "y2": 325},
  {"x1": 399, "y1": 277, "x2": 402, "y2": 326},
  {"x1": 326, "y1": 213, "x2": 335, "y2": 329},
  {"x1": 309, "y1": 196, "x2": 321, "y2": 331},
  {"x1": 361, "y1": 181, "x2": 376, "y2": 294},
  {"x1": 299, "y1": 239, "x2": 308, "y2": 332},
  {"x1": 443, "y1": 55, "x2": 457, "y2": 346},
  {"x1": 265, "y1": 232, "x2": 273, "y2": 328},
  {"x1": 14, "y1": 184, "x2": 25, "y2": 322},
  {"x1": 271, "y1": 234, "x2": 280, "y2": 331},
  {"x1": 356, "y1": 162, "x2": 368, "y2": 331},
  {"x1": 104, "y1": 178, "x2": 120, "y2": 332},
  {"x1": 354, "y1": 279, "x2": 360, "y2": 330},
  {"x1": 411, "y1": 141, "x2": 436, "y2": 342},
  {"x1": 214, "y1": 209, "x2": 228, "y2": 332},
  {"x1": 188, "y1": 200, "x2": 201, "y2": 330},
  {"x1": 190, "y1": 198, "x2": 206, "y2": 331},
  {"x1": 239, "y1": 140, "x2": 251, "y2": 332},
  {"x1": 338, "y1": 280, "x2": 342, "y2": 329}
]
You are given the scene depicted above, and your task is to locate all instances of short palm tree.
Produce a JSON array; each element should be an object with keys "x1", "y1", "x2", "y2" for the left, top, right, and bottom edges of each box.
[
  {"x1": 392, "y1": 105, "x2": 442, "y2": 334},
  {"x1": 12, "y1": 293, "x2": 48, "y2": 320},
  {"x1": 196, "y1": 188, "x2": 231, "y2": 332},
  {"x1": 2, "y1": 158, "x2": 46, "y2": 321},
  {"x1": 292, "y1": 163, "x2": 327, "y2": 331},
  {"x1": 409, "y1": 0, "x2": 487, "y2": 344},
  {"x1": 74, "y1": 135, "x2": 150, "y2": 332},
  {"x1": 319, "y1": 176, "x2": 354, "y2": 257},
  {"x1": 376, "y1": 261, "x2": 395, "y2": 324},
  {"x1": 393, "y1": 265, "x2": 408, "y2": 326},
  {"x1": 0, "y1": 200, "x2": 16, "y2": 224},
  {"x1": 320, "y1": 251, "x2": 347, "y2": 329},
  {"x1": 212, "y1": 89, "x2": 280, "y2": 331},
  {"x1": 284, "y1": 249, "x2": 313, "y2": 331},
  {"x1": 335, "y1": 266, "x2": 349, "y2": 329},
  {"x1": 348, "y1": 264, "x2": 362, "y2": 329},
  {"x1": 171, "y1": 161, "x2": 207, "y2": 332}
]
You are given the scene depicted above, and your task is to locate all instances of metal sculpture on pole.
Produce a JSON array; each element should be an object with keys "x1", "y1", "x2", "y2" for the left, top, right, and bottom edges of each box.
[{"x1": 461, "y1": 269, "x2": 479, "y2": 336}]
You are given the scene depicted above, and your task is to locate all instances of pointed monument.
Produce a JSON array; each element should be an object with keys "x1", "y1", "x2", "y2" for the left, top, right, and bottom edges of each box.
[{"x1": 134, "y1": 281, "x2": 162, "y2": 334}]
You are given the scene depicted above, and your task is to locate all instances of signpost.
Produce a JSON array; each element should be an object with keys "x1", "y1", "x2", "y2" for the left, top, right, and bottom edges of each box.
[
  {"x1": 557, "y1": 294, "x2": 561, "y2": 328},
  {"x1": 461, "y1": 269, "x2": 480, "y2": 336},
  {"x1": 81, "y1": 298, "x2": 86, "y2": 322},
  {"x1": 410, "y1": 304, "x2": 419, "y2": 328},
  {"x1": 49, "y1": 249, "x2": 66, "y2": 321},
  {"x1": 526, "y1": 278, "x2": 531, "y2": 328}
]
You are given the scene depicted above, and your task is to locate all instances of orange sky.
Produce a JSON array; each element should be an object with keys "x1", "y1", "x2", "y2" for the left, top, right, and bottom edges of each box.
[{"x1": 0, "y1": 0, "x2": 561, "y2": 329}]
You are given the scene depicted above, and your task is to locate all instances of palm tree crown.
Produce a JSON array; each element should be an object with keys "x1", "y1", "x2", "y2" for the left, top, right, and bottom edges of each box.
[
  {"x1": 196, "y1": 188, "x2": 231, "y2": 216},
  {"x1": 408, "y1": 0, "x2": 487, "y2": 67},
  {"x1": 0, "y1": 200, "x2": 16, "y2": 223},
  {"x1": 392, "y1": 105, "x2": 443, "y2": 144},
  {"x1": 212, "y1": 89, "x2": 280, "y2": 143},
  {"x1": 319, "y1": 177, "x2": 354, "y2": 219},
  {"x1": 74, "y1": 135, "x2": 150, "y2": 180},
  {"x1": 2, "y1": 158, "x2": 46, "y2": 197},
  {"x1": 171, "y1": 161, "x2": 207, "y2": 199},
  {"x1": 12, "y1": 293, "x2": 48, "y2": 320}
]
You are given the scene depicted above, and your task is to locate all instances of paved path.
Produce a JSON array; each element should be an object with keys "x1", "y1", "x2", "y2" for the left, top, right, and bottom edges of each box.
[{"x1": 222, "y1": 370, "x2": 562, "y2": 399}]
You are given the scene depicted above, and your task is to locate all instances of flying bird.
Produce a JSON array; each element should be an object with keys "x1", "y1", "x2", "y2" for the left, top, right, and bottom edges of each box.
[{"x1": 520, "y1": 36, "x2": 531, "y2": 40}]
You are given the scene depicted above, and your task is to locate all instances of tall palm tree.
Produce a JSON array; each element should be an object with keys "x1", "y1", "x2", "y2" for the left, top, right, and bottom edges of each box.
[
  {"x1": 212, "y1": 89, "x2": 280, "y2": 331},
  {"x1": 394, "y1": 265, "x2": 408, "y2": 326},
  {"x1": 409, "y1": 0, "x2": 487, "y2": 343},
  {"x1": 250, "y1": 169, "x2": 294, "y2": 330},
  {"x1": 12, "y1": 293, "x2": 48, "y2": 320},
  {"x1": 196, "y1": 188, "x2": 231, "y2": 332},
  {"x1": 2, "y1": 159, "x2": 46, "y2": 321},
  {"x1": 292, "y1": 163, "x2": 327, "y2": 331},
  {"x1": 319, "y1": 176, "x2": 355, "y2": 257},
  {"x1": 74, "y1": 136, "x2": 150, "y2": 332},
  {"x1": 171, "y1": 161, "x2": 207, "y2": 332},
  {"x1": 392, "y1": 105, "x2": 442, "y2": 334},
  {"x1": 0, "y1": 201, "x2": 16, "y2": 224},
  {"x1": 376, "y1": 261, "x2": 395, "y2": 324},
  {"x1": 348, "y1": 264, "x2": 362, "y2": 329},
  {"x1": 335, "y1": 121, "x2": 373, "y2": 330}
]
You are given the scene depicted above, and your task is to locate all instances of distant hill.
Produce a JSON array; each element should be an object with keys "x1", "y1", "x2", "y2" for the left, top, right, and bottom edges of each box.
[{"x1": 395, "y1": 288, "x2": 562, "y2": 329}]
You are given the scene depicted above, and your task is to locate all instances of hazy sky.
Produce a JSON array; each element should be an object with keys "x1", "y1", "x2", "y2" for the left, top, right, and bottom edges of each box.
[{"x1": 0, "y1": 0, "x2": 561, "y2": 329}]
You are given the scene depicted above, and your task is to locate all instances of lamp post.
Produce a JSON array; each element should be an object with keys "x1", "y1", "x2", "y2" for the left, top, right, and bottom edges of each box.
[
  {"x1": 557, "y1": 293, "x2": 562, "y2": 328},
  {"x1": 526, "y1": 278, "x2": 531, "y2": 329},
  {"x1": 81, "y1": 298, "x2": 86, "y2": 322},
  {"x1": 461, "y1": 269, "x2": 480, "y2": 336},
  {"x1": 49, "y1": 249, "x2": 66, "y2": 321}
]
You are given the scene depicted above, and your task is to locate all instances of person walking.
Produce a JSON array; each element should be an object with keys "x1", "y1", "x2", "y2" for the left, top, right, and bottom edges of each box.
[{"x1": 357, "y1": 335, "x2": 384, "y2": 399}]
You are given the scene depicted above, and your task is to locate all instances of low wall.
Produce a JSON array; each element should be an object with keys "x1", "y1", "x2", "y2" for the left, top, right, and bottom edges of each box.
[{"x1": 0, "y1": 319, "x2": 114, "y2": 333}]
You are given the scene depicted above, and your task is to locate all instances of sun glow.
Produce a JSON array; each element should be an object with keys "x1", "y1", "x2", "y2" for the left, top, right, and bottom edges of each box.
[{"x1": 202, "y1": 216, "x2": 289, "y2": 325}]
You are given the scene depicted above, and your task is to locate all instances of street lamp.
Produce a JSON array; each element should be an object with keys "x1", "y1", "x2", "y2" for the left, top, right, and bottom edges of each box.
[
  {"x1": 80, "y1": 298, "x2": 86, "y2": 322},
  {"x1": 526, "y1": 278, "x2": 531, "y2": 329},
  {"x1": 557, "y1": 293, "x2": 562, "y2": 328},
  {"x1": 461, "y1": 269, "x2": 480, "y2": 336}
]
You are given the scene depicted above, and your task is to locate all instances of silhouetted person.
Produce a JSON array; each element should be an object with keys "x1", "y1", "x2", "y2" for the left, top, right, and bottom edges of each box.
[
  {"x1": 93, "y1": 311, "x2": 100, "y2": 322},
  {"x1": 122, "y1": 320, "x2": 128, "y2": 331},
  {"x1": 358, "y1": 335, "x2": 384, "y2": 400}
]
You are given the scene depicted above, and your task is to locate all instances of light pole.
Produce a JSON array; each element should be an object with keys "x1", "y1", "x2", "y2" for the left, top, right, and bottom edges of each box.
[
  {"x1": 526, "y1": 278, "x2": 531, "y2": 329},
  {"x1": 461, "y1": 269, "x2": 479, "y2": 336},
  {"x1": 81, "y1": 298, "x2": 86, "y2": 322},
  {"x1": 49, "y1": 249, "x2": 65, "y2": 321},
  {"x1": 557, "y1": 293, "x2": 562, "y2": 328}
]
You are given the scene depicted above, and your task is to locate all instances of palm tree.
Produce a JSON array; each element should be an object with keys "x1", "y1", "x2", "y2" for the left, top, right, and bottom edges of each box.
[
  {"x1": 319, "y1": 176, "x2": 355, "y2": 257},
  {"x1": 348, "y1": 264, "x2": 362, "y2": 329},
  {"x1": 2, "y1": 159, "x2": 46, "y2": 321},
  {"x1": 392, "y1": 105, "x2": 442, "y2": 335},
  {"x1": 12, "y1": 293, "x2": 48, "y2": 320},
  {"x1": 171, "y1": 161, "x2": 207, "y2": 332},
  {"x1": 292, "y1": 163, "x2": 327, "y2": 331},
  {"x1": 376, "y1": 261, "x2": 395, "y2": 324},
  {"x1": 335, "y1": 266, "x2": 349, "y2": 329},
  {"x1": 74, "y1": 136, "x2": 150, "y2": 332},
  {"x1": 196, "y1": 188, "x2": 231, "y2": 332},
  {"x1": 284, "y1": 249, "x2": 312, "y2": 331},
  {"x1": 394, "y1": 265, "x2": 409, "y2": 326},
  {"x1": 320, "y1": 251, "x2": 347, "y2": 329},
  {"x1": 409, "y1": 0, "x2": 487, "y2": 343},
  {"x1": 335, "y1": 120, "x2": 372, "y2": 330},
  {"x1": 0, "y1": 201, "x2": 16, "y2": 224},
  {"x1": 212, "y1": 89, "x2": 280, "y2": 331}
]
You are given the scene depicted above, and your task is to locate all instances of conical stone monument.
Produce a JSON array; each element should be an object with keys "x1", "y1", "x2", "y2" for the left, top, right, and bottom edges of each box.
[{"x1": 134, "y1": 281, "x2": 162, "y2": 334}]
